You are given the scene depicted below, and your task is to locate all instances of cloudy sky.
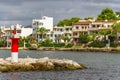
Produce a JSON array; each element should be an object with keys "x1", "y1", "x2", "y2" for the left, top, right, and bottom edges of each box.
[{"x1": 0, "y1": 0, "x2": 120, "y2": 26}]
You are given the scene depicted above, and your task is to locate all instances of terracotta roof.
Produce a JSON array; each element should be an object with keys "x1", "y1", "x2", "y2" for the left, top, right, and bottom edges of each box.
[{"x1": 74, "y1": 21, "x2": 91, "y2": 25}]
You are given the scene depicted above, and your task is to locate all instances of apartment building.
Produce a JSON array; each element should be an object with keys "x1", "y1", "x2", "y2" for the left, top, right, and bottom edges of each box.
[
  {"x1": 32, "y1": 16, "x2": 53, "y2": 42},
  {"x1": 72, "y1": 20, "x2": 118, "y2": 44},
  {"x1": 32, "y1": 16, "x2": 53, "y2": 32},
  {"x1": 73, "y1": 20, "x2": 91, "y2": 43}
]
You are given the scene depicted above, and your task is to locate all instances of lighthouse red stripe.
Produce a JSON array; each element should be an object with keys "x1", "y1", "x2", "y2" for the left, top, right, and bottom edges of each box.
[{"x1": 11, "y1": 38, "x2": 20, "y2": 52}]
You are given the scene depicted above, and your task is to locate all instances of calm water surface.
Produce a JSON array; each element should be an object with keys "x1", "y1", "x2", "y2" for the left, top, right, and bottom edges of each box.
[{"x1": 0, "y1": 50, "x2": 120, "y2": 80}]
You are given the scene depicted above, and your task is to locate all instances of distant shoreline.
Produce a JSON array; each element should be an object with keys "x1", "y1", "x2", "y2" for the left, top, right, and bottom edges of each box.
[
  {"x1": 1, "y1": 47, "x2": 120, "y2": 52},
  {"x1": 36, "y1": 47, "x2": 120, "y2": 52}
]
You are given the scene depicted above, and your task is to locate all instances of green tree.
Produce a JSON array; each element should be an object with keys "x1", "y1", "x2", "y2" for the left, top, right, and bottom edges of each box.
[
  {"x1": 99, "y1": 29, "x2": 111, "y2": 35},
  {"x1": 37, "y1": 27, "x2": 47, "y2": 41},
  {"x1": 57, "y1": 17, "x2": 81, "y2": 26},
  {"x1": 116, "y1": 11, "x2": 120, "y2": 20},
  {"x1": 38, "y1": 37, "x2": 54, "y2": 47},
  {"x1": 27, "y1": 35, "x2": 36, "y2": 44},
  {"x1": 19, "y1": 37, "x2": 33, "y2": 47},
  {"x1": 70, "y1": 17, "x2": 81, "y2": 25},
  {"x1": 97, "y1": 8, "x2": 117, "y2": 20},
  {"x1": 79, "y1": 34, "x2": 90, "y2": 43},
  {"x1": 84, "y1": 17, "x2": 94, "y2": 20},
  {"x1": 55, "y1": 35, "x2": 62, "y2": 43},
  {"x1": 98, "y1": 29, "x2": 112, "y2": 46},
  {"x1": 61, "y1": 35, "x2": 70, "y2": 43},
  {"x1": 57, "y1": 19, "x2": 70, "y2": 26}
]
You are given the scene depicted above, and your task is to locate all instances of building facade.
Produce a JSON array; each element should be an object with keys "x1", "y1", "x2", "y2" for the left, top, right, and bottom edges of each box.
[
  {"x1": 32, "y1": 16, "x2": 53, "y2": 32},
  {"x1": 73, "y1": 20, "x2": 119, "y2": 44}
]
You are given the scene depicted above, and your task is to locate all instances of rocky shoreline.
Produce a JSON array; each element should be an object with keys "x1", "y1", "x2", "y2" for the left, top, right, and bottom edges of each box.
[{"x1": 0, "y1": 57, "x2": 86, "y2": 72}]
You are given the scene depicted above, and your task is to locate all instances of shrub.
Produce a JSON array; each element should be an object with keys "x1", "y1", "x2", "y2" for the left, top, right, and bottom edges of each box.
[
  {"x1": 0, "y1": 40, "x2": 4, "y2": 47},
  {"x1": 88, "y1": 41, "x2": 106, "y2": 48},
  {"x1": 19, "y1": 40, "x2": 24, "y2": 47},
  {"x1": 53, "y1": 43, "x2": 65, "y2": 47},
  {"x1": 110, "y1": 42, "x2": 120, "y2": 47},
  {"x1": 79, "y1": 34, "x2": 91, "y2": 43},
  {"x1": 65, "y1": 43, "x2": 74, "y2": 48},
  {"x1": 38, "y1": 41, "x2": 54, "y2": 47}
]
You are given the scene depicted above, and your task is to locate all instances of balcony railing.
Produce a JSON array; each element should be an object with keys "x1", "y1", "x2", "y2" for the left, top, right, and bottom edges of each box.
[
  {"x1": 64, "y1": 31, "x2": 72, "y2": 33},
  {"x1": 88, "y1": 27, "x2": 112, "y2": 30},
  {"x1": 72, "y1": 29, "x2": 88, "y2": 32}
]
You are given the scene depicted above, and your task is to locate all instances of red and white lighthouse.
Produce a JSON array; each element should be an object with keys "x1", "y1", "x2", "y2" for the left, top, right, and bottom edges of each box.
[{"x1": 11, "y1": 29, "x2": 20, "y2": 62}]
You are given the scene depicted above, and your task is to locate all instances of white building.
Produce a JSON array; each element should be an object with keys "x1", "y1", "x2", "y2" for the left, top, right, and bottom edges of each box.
[
  {"x1": 20, "y1": 28, "x2": 33, "y2": 38},
  {"x1": 32, "y1": 16, "x2": 53, "y2": 31},
  {"x1": 52, "y1": 26, "x2": 64, "y2": 43}
]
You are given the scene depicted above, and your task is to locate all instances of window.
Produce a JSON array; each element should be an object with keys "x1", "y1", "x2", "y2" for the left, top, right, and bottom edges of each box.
[
  {"x1": 39, "y1": 22, "x2": 43, "y2": 26},
  {"x1": 108, "y1": 25, "x2": 110, "y2": 27},
  {"x1": 65, "y1": 34, "x2": 67, "y2": 36},
  {"x1": 17, "y1": 30, "x2": 21, "y2": 33},
  {"x1": 54, "y1": 28, "x2": 56, "y2": 31},
  {"x1": 66, "y1": 28, "x2": 69, "y2": 31},
  {"x1": 55, "y1": 34, "x2": 57, "y2": 37},
  {"x1": 92, "y1": 25, "x2": 95, "y2": 28},
  {"x1": 60, "y1": 29, "x2": 63, "y2": 32},
  {"x1": 97, "y1": 25, "x2": 100, "y2": 27},
  {"x1": 82, "y1": 26, "x2": 84, "y2": 29},
  {"x1": 73, "y1": 32, "x2": 77, "y2": 36},
  {"x1": 47, "y1": 35, "x2": 49, "y2": 37},
  {"x1": 76, "y1": 26, "x2": 79, "y2": 29},
  {"x1": 102, "y1": 24, "x2": 104, "y2": 27},
  {"x1": 51, "y1": 34, "x2": 53, "y2": 37},
  {"x1": 33, "y1": 28, "x2": 35, "y2": 31}
]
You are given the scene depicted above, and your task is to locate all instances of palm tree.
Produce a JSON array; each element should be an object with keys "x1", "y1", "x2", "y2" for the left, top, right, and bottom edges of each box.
[
  {"x1": 111, "y1": 23, "x2": 120, "y2": 41},
  {"x1": 99, "y1": 29, "x2": 111, "y2": 41},
  {"x1": 61, "y1": 35, "x2": 69, "y2": 44},
  {"x1": 55, "y1": 35, "x2": 62, "y2": 43},
  {"x1": 37, "y1": 27, "x2": 47, "y2": 42},
  {"x1": 27, "y1": 35, "x2": 36, "y2": 44}
]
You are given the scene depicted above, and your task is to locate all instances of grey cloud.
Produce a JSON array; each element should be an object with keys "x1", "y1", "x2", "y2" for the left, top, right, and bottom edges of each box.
[{"x1": 0, "y1": 0, "x2": 120, "y2": 26}]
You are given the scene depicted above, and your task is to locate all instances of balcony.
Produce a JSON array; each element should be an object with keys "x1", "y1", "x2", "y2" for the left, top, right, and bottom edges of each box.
[
  {"x1": 98, "y1": 27, "x2": 112, "y2": 30},
  {"x1": 72, "y1": 29, "x2": 88, "y2": 32},
  {"x1": 88, "y1": 27, "x2": 112, "y2": 31},
  {"x1": 64, "y1": 30, "x2": 72, "y2": 33},
  {"x1": 88, "y1": 28, "x2": 99, "y2": 31}
]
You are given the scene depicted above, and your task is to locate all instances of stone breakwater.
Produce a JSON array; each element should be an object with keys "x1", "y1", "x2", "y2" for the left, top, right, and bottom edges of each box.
[{"x1": 0, "y1": 57, "x2": 86, "y2": 72}]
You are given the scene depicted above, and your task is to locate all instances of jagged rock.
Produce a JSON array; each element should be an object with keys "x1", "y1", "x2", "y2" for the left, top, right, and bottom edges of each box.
[{"x1": 0, "y1": 57, "x2": 86, "y2": 72}]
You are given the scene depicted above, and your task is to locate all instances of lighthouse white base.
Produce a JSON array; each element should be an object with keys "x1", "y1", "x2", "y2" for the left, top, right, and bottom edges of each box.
[{"x1": 11, "y1": 52, "x2": 18, "y2": 62}]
